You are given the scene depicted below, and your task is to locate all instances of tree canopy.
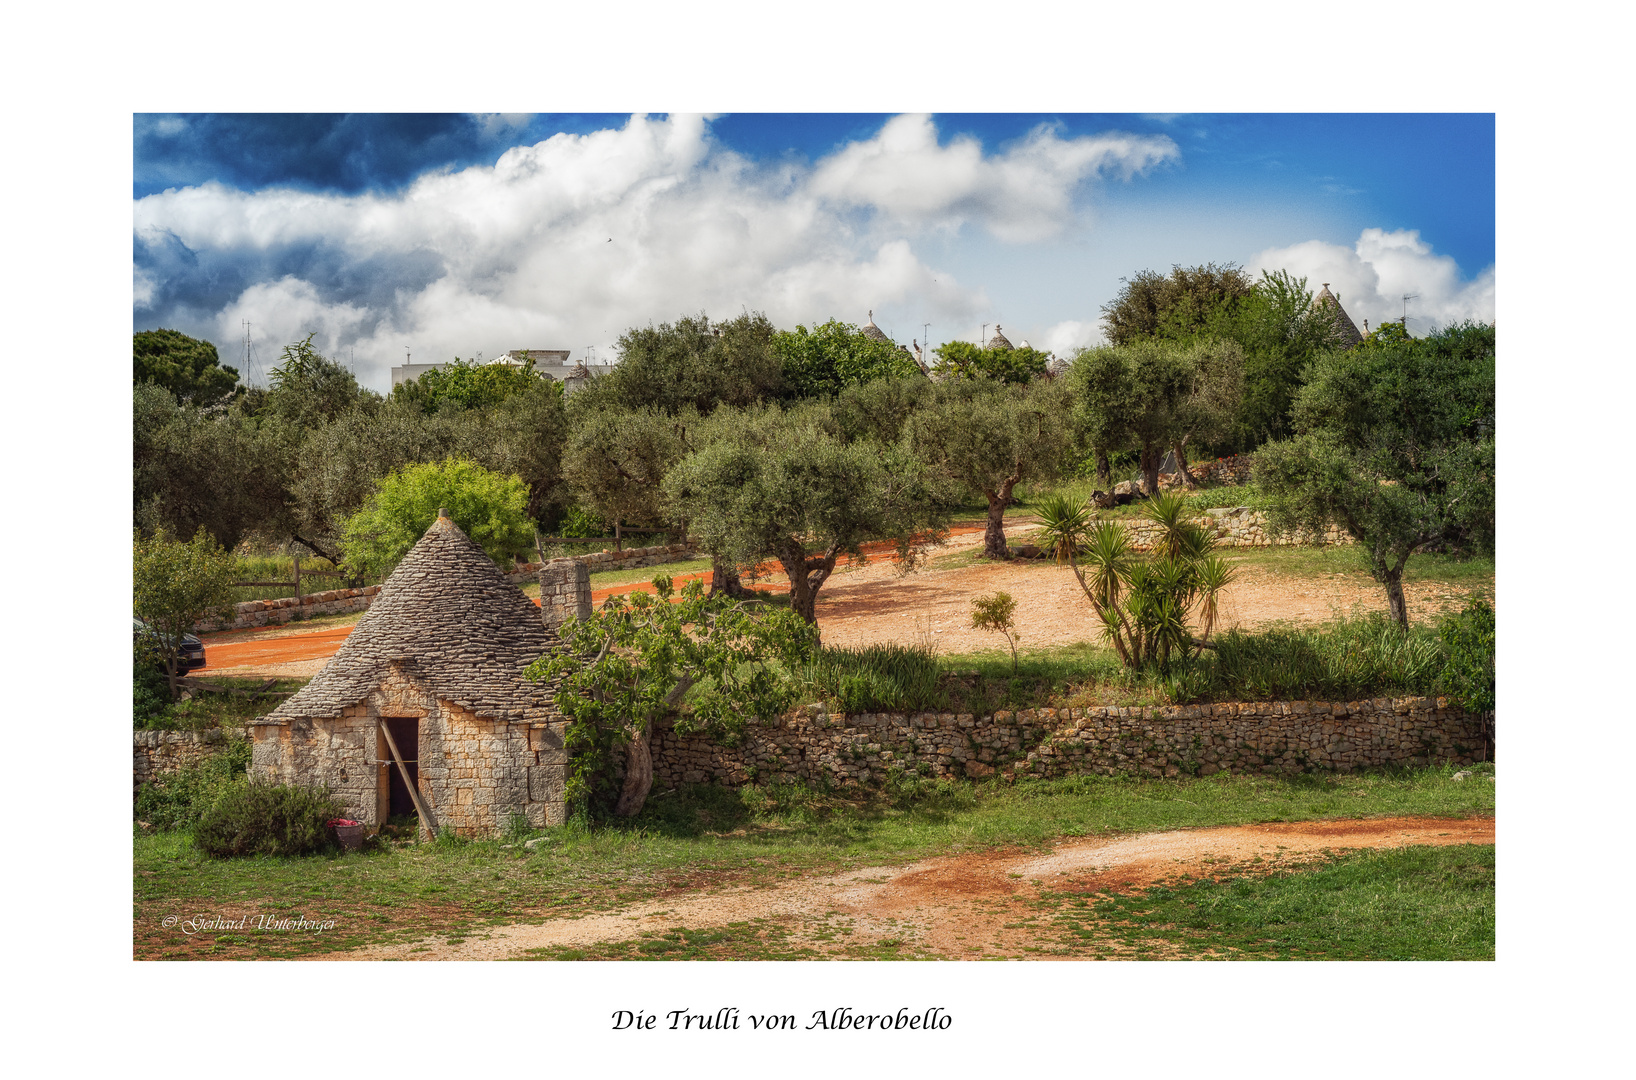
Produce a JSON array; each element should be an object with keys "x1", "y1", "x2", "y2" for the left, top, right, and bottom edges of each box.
[
  {"x1": 664, "y1": 403, "x2": 947, "y2": 627},
  {"x1": 133, "y1": 528, "x2": 241, "y2": 697},
  {"x1": 341, "y1": 458, "x2": 534, "y2": 580},
  {"x1": 907, "y1": 379, "x2": 1076, "y2": 559},
  {"x1": 932, "y1": 340, "x2": 1051, "y2": 383},
  {"x1": 134, "y1": 329, "x2": 241, "y2": 406},
  {"x1": 1255, "y1": 322, "x2": 1495, "y2": 629},
  {"x1": 772, "y1": 320, "x2": 923, "y2": 398},
  {"x1": 258, "y1": 334, "x2": 379, "y2": 431},
  {"x1": 594, "y1": 312, "x2": 782, "y2": 414},
  {"x1": 1068, "y1": 339, "x2": 1244, "y2": 495},
  {"x1": 527, "y1": 576, "x2": 813, "y2": 819},
  {"x1": 1099, "y1": 263, "x2": 1254, "y2": 346},
  {"x1": 390, "y1": 356, "x2": 555, "y2": 413}
]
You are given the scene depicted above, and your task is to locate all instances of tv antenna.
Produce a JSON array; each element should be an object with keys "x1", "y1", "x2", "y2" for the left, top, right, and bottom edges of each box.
[
  {"x1": 1401, "y1": 293, "x2": 1419, "y2": 331},
  {"x1": 241, "y1": 320, "x2": 263, "y2": 386},
  {"x1": 923, "y1": 322, "x2": 931, "y2": 347},
  {"x1": 981, "y1": 323, "x2": 988, "y2": 344},
  {"x1": 403, "y1": 346, "x2": 412, "y2": 365}
]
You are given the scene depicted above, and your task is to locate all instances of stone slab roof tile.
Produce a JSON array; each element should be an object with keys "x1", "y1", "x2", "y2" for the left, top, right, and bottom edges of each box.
[{"x1": 264, "y1": 515, "x2": 566, "y2": 724}]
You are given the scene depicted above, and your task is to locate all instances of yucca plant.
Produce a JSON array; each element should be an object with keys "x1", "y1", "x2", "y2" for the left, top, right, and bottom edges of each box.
[
  {"x1": 1034, "y1": 493, "x2": 1095, "y2": 565},
  {"x1": 1061, "y1": 491, "x2": 1235, "y2": 670}
]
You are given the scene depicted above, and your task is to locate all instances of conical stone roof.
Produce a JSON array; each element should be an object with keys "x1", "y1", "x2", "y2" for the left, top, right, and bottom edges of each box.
[
  {"x1": 1313, "y1": 284, "x2": 1363, "y2": 349},
  {"x1": 861, "y1": 310, "x2": 892, "y2": 343},
  {"x1": 264, "y1": 515, "x2": 564, "y2": 723},
  {"x1": 986, "y1": 324, "x2": 1014, "y2": 350}
]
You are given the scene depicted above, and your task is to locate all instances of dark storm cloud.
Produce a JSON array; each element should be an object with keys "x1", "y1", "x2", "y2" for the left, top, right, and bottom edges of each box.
[
  {"x1": 132, "y1": 114, "x2": 622, "y2": 198},
  {"x1": 134, "y1": 226, "x2": 444, "y2": 327}
]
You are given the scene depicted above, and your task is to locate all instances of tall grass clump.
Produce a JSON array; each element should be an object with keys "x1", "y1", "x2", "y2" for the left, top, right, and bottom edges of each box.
[
  {"x1": 801, "y1": 644, "x2": 942, "y2": 713},
  {"x1": 1208, "y1": 613, "x2": 1443, "y2": 701}
]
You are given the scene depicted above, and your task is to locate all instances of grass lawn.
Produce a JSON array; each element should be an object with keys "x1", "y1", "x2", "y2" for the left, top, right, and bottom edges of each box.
[
  {"x1": 1030, "y1": 843, "x2": 1494, "y2": 960},
  {"x1": 134, "y1": 767, "x2": 1493, "y2": 960}
]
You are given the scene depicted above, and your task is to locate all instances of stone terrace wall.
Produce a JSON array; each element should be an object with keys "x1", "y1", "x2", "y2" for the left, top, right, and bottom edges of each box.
[
  {"x1": 196, "y1": 544, "x2": 696, "y2": 633},
  {"x1": 133, "y1": 727, "x2": 252, "y2": 792},
  {"x1": 651, "y1": 696, "x2": 1485, "y2": 791},
  {"x1": 195, "y1": 586, "x2": 382, "y2": 633},
  {"x1": 1122, "y1": 508, "x2": 1351, "y2": 550}
]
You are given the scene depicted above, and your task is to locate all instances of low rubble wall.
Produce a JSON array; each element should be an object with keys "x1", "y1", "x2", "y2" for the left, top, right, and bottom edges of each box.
[{"x1": 651, "y1": 696, "x2": 1486, "y2": 790}]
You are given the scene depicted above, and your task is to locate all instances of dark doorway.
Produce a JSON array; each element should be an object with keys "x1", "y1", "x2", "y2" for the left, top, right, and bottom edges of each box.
[{"x1": 382, "y1": 717, "x2": 420, "y2": 818}]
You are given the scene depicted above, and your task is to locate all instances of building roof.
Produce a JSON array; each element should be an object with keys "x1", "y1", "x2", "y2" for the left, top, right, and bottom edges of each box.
[
  {"x1": 986, "y1": 324, "x2": 1014, "y2": 351},
  {"x1": 861, "y1": 310, "x2": 892, "y2": 343},
  {"x1": 263, "y1": 514, "x2": 564, "y2": 724},
  {"x1": 1312, "y1": 284, "x2": 1364, "y2": 349}
]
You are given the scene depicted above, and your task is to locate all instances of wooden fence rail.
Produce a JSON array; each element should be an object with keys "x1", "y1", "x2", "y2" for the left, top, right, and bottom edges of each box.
[{"x1": 228, "y1": 555, "x2": 350, "y2": 602}]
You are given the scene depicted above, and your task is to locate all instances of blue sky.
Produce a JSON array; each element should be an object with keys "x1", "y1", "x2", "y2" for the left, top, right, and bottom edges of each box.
[{"x1": 133, "y1": 113, "x2": 1494, "y2": 392}]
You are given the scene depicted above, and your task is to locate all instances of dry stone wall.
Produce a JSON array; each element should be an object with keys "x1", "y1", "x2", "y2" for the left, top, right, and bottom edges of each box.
[
  {"x1": 195, "y1": 586, "x2": 382, "y2": 633},
  {"x1": 133, "y1": 727, "x2": 251, "y2": 792},
  {"x1": 1121, "y1": 508, "x2": 1350, "y2": 550},
  {"x1": 651, "y1": 696, "x2": 1485, "y2": 790}
]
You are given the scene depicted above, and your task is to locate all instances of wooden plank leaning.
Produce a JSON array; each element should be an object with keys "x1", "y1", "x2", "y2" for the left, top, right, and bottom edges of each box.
[{"x1": 378, "y1": 722, "x2": 439, "y2": 840}]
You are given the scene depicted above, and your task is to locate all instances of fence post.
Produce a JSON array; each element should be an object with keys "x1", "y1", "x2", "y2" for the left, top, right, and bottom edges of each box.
[{"x1": 294, "y1": 554, "x2": 302, "y2": 603}]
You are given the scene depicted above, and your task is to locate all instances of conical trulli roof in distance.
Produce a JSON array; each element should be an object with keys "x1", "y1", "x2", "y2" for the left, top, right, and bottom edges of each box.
[
  {"x1": 265, "y1": 514, "x2": 563, "y2": 723},
  {"x1": 986, "y1": 324, "x2": 1014, "y2": 350},
  {"x1": 1313, "y1": 284, "x2": 1364, "y2": 349},
  {"x1": 861, "y1": 310, "x2": 892, "y2": 343}
]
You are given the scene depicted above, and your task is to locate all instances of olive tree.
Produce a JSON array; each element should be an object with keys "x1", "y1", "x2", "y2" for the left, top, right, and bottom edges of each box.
[
  {"x1": 907, "y1": 378, "x2": 1076, "y2": 559},
  {"x1": 1068, "y1": 339, "x2": 1243, "y2": 496},
  {"x1": 664, "y1": 403, "x2": 948, "y2": 629},
  {"x1": 1256, "y1": 323, "x2": 1495, "y2": 630}
]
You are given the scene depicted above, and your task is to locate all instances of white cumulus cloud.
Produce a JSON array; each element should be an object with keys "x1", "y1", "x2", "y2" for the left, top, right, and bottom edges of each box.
[
  {"x1": 810, "y1": 114, "x2": 1178, "y2": 243},
  {"x1": 1247, "y1": 228, "x2": 1494, "y2": 335},
  {"x1": 134, "y1": 114, "x2": 1176, "y2": 390}
]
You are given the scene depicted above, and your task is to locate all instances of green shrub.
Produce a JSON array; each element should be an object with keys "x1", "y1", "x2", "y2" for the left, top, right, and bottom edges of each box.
[
  {"x1": 134, "y1": 738, "x2": 253, "y2": 830},
  {"x1": 801, "y1": 644, "x2": 941, "y2": 713},
  {"x1": 1437, "y1": 599, "x2": 1495, "y2": 715},
  {"x1": 134, "y1": 662, "x2": 173, "y2": 727},
  {"x1": 193, "y1": 782, "x2": 343, "y2": 858}
]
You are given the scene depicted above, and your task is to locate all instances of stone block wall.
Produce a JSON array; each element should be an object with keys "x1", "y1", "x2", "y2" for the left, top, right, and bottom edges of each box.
[
  {"x1": 133, "y1": 728, "x2": 251, "y2": 792},
  {"x1": 538, "y1": 559, "x2": 591, "y2": 632},
  {"x1": 650, "y1": 696, "x2": 1486, "y2": 790},
  {"x1": 249, "y1": 665, "x2": 567, "y2": 836},
  {"x1": 195, "y1": 586, "x2": 382, "y2": 633}
]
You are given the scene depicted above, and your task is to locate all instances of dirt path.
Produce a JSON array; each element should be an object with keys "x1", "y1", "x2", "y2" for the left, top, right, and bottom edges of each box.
[{"x1": 335, "y1": 816, "x2": 1493, "y2": 961}]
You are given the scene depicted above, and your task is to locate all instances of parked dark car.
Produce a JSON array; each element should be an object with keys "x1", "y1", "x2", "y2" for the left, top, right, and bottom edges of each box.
[{"x1": 134, "y1": 617, "x2": 207, "y2": 676}]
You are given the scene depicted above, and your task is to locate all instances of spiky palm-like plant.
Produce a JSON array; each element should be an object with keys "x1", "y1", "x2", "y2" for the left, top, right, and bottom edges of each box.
[
  {"x1": 1034, "y1": 493, "x2": 1094, "y2": 565},
  {"x1": 1060, "y1": 491, "x2": 1235, "y2": 669}
]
